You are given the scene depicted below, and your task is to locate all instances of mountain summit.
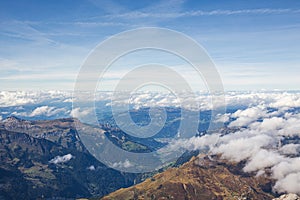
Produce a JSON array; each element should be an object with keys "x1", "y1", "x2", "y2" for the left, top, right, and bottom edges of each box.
[{"x1": 102, "y1": 154, "x2": 275, "y2": 200}]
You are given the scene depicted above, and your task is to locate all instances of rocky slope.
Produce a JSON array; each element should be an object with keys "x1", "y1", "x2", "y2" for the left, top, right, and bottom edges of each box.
[
  {"x1": 102, "y1": 154, "x2": 276, "y2": 200},
  {"x1": 0, "y1": 117, "x2": 139, "y2": 199}
]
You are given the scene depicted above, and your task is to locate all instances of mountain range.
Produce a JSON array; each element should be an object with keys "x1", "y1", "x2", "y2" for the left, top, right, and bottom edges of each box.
[
  {"x1": 0, "y1": 116, "x2": 298, "y2": 200},
  {"x1": 0, "y1": 117, "x2": 138, "y2": 199}
]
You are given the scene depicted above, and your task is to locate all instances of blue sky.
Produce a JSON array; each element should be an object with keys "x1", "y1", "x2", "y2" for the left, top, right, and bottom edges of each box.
[{"x1": 0, "y1": 0, "x2": 300, "y2": 90}]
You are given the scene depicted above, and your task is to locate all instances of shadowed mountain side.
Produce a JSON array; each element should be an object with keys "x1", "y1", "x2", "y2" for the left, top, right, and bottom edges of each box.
[
  {"x1": 0, "y1": 128, "x2": 138, "y2": 199},
  {"x1": 0, "y1": 117, "x2": 142, "y2": 199}
]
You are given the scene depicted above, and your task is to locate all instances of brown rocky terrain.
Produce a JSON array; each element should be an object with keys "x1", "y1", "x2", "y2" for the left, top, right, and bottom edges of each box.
[{"x1": 102, "y1": 154, "x2": 276, "y2": 200}]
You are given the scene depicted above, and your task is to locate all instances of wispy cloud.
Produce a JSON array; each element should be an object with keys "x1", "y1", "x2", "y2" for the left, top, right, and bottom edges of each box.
[
  {"x1": 72, "y1": 21, "x2": 130, "y2": 27},
  {"x1": 17, "y1": 20, "x2": 130, "y2": 28},
  {"x1": 0, "y1": 20, "x2": 57, "y2": 45},
  {"x1": 106, "y1": 8, "x2": 300, "y2": 19},
  {"x1": 0, "y1": 71, "x2": 77, "y2": 81}
]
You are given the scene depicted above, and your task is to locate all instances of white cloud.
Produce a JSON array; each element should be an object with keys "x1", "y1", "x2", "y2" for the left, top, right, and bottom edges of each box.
[
  {"x1": 70, "y1": 107, "x2": 92, "y2": 119},
  {"x1": 161, "y1": 102, "x2": 300, "y2": 194},
  {"x1": 211, "y1": 132, "x2": 276, "y2": 162},
  {"x1": 49, "y1": 154, "x2": 74, "y2": 164},
  {"x1": 30, "y1": 106, "x2": 66, "y2": 117},
  {"x1": 208, "y1": 94, "x2": 300, "y2": 194},
  {"x1": 229, "y1": 105, "x2": 267, "y2": 127},
  {"x1": 112, "y1": 159, "x2": 133, "y2": 168},
  {"x1": 1, "y1": 91, "x2": 300, "y2": 115},
  {"x1": 87, "y1": 165, "x2": 96, "y2": 171},
  {"x1": 158, "y1": 134, "x2": 220, "y2": 156},
  {"x1": 107, "y1": 9, "x2": 300, "y2": 19},
  {"x1": 273, "y1": 172, "x2": 300, "y2": 194},
  {"x1": 243, "y1": 149, "x2": 285, "y2": 172},
  {"x1": 249, "y1": 117, "x2": 284, "y2": 132},
  {"x1": 270, "y1": 93, "x2": 300, "y2": 109},
  {"x1": 215, "y1": 113, "x2": 230, "y2": 123},
  {"x1": 0, "y1": 91, "x2": 72, "y2": 107},
  {"x1": 272, "y1": 158, "x2": 300, "y2": 180},
  {"x1": 277, "y1": 115, "x2": 300, "y2": 137},
  {"x1": 279, "y1": 144, "x2": 300, "y2": 155}
]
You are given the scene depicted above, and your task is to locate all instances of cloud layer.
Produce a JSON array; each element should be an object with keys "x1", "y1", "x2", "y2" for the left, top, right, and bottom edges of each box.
[
  {"x1": 168, "y1": 92, "x2": 300, "y2": 195},
  {"x1": 1, "y1": 90, "x2": 300, "y2": 194}
]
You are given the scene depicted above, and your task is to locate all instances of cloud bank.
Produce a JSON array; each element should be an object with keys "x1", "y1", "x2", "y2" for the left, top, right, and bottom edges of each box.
[
  {"x1": 154, "y1": 91, "x2": 300, "y2": 195},
  {"x1": 179, "y1": 94, "x2": 300, "y2": 194}
]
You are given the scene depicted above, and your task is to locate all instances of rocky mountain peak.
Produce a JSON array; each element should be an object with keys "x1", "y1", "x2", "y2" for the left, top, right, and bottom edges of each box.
[{"x1": 102, "y1": 154, "x2": 275, "y2": 200}]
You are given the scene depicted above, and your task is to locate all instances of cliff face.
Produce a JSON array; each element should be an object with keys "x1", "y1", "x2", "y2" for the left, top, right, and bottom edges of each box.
[{"x1": 102, "y1": 155, "x2": 275, "y2": 200}]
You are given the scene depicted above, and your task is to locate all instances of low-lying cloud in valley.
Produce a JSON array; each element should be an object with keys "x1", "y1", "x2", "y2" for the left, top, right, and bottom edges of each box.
[{"x1": 172, "y1": 92, "x2": 300, "y2": 194}]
